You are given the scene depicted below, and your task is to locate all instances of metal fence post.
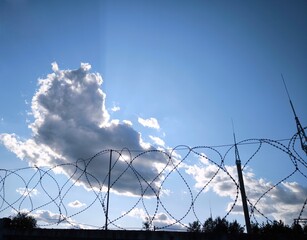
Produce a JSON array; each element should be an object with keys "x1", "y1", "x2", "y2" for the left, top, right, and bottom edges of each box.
[{"x1": 105, "y1": 150, "x2": 112, "y2": 230}]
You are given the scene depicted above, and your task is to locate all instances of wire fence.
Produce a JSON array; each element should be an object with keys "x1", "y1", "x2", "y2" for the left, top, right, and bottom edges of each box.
[{"x1": 0, "y1": 130, "x2": 306, "y2": 231}]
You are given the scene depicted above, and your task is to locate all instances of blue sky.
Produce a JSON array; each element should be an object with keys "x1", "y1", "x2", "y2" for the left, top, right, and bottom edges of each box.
[{"x1": 0, "y1": 0, "x2": 306, "y2": 230}]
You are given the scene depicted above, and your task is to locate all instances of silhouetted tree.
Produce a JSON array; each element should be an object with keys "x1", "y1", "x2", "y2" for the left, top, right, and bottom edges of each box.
[
  {"x1": 142, "y1": 217, "x2": 152, "y2": 231},
  {"x1": 251, "y1": 220, "x2": 306, "y2": 239},
  {"x1": 189, "y1": 217, "x2": 306, "y2": 239},
  {"x1": 187, "y1": 220, "x2": 201, "y2": 232},
  {"x1": 213, "y1": 217, "x2": 229, "y2": 234},
  {"x1": 203, "y1": 217, "x2": 243, "y2": 234},
  {"x1": 251, "y1": 221, "x2": 260, "y2": 235},
  {"x1": 260, "y1": 220, "x2": 291, "y2": 236},
  {"x1": 10, "y1": 213, "x2": 37, "y2": 229},
  {"x1": 202, "y1": 217, "x2": 215, "y2": 233},
  {"x1": 190, "y1": 217, "x2": 244, "y2": 234},
  {"x1": 228, "y1": 220, "x2": 244, "y2": 234},
  {"x1": 1, "y1": 217, "x2": 12, "y2": 228},
  {"x1": 291, "y1": 222, "x2": 303, "y2": 236}
]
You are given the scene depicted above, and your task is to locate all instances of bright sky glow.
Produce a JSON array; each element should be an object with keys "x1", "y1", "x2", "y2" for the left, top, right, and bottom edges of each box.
[{"x1": 0, "y1": 0, "x2": 306, "y2": 231}]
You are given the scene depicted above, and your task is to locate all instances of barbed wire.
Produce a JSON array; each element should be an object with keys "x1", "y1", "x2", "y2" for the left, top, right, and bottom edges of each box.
[{"x1": 0, "y1": 131, "x2": 306, "y2": 230}]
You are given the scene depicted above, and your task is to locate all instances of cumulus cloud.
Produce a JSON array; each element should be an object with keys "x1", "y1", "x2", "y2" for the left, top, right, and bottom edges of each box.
[
  {"x1": 125, "y1": 208, "x2": 185, "y2": 230},
  {"x1": 33, "y1": 209, "x2": 64, "y2": 224},
  {"x1": 138, "y1": 117, "x2": 160, "y2": 129},
  {"x1": 33, "y1": 209, "x2": 91, "y2": 229},
  {"x1": 149, "y1": 135, "x2": 165, "y2": 147},
  {"x1": 11, "y1": 208, "x2": 87, "y2": 229},
  {"x1": 68, "y1": 200, "x2": 86, "y2": 208},
  {"x1": 123, "y1": 120, "x2": 132, "y2": 126},
  {"x1": 185, "y1": 156, "x2": 307, "y2": 224},
  {"x1": 16, "y1": 187, "x2": 39, "y2": 197},
  {"x1": 2, "y1": 62, "x2": 304, "y2": 228},
  {"x1": 0, "y1": 63, "x2": 168, "y2": 197},
  {"x1": 125, "y1": 207, "x2": 146, "y2": 220}
]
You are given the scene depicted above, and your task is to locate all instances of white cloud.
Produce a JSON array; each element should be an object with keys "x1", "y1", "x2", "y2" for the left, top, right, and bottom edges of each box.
[
  {"x1": 16, "y1": 187, "x2": 39, "y2": 197},
  {"x1": 31, "y1": 209, "x2": 91, "y2": 229},
  {"x1": 125, "y1": 207, "x2": 147, "y2": 220},
  {"x1": 111, "y1": 105, "x2": 120, "y2": 112},
  {"x1": 185, "y1": 160, "x2": 307, "y2": 225},
  {"x1": 2, "y1": 62, "x2": 303, "y2": 227},
  {"x1": 11, "y1": 208, "x2": 84, "y2": 229},
  {"x1": 33, "y1": 209, "x2": 63, "y2": 224},
  {"x1": 51, "y1": 62, "x2": 59, "y2": 72},
  {"x1": 125, "y1": 208, "x2": 185, "y2": 231},
  {"x1": 0, "y1": 134, "x2": 60, "y2": 166},
  {"x1": 110, "y1": 119, "x2": 120, "y2": 125},
  {"x1": 149, "y1": 135, "x2": 165, "y2": 147},
  {"x1": 123, "y1": 120, "x2": 133, "y2": 126},
  {"x1": 0, "y1": 63, "x2": 168, "y2": 197},
  {"x1": 68, "y1": 200, "x2": 86, "y2": 208},
  {"x1": 152, "y1": 213, "x2": 185, "y2": 231},
  {"x1": 138, "y1": 117, "x2": 160, "y2": 129}
]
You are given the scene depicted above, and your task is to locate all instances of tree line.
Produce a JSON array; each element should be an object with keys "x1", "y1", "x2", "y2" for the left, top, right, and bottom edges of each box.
[
  {"x1": 187, "y1": 217, "x2": 306, "y2": 239},
  {"x1": 3, "y1": 212, "x2": 307, "y2": 239}
]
